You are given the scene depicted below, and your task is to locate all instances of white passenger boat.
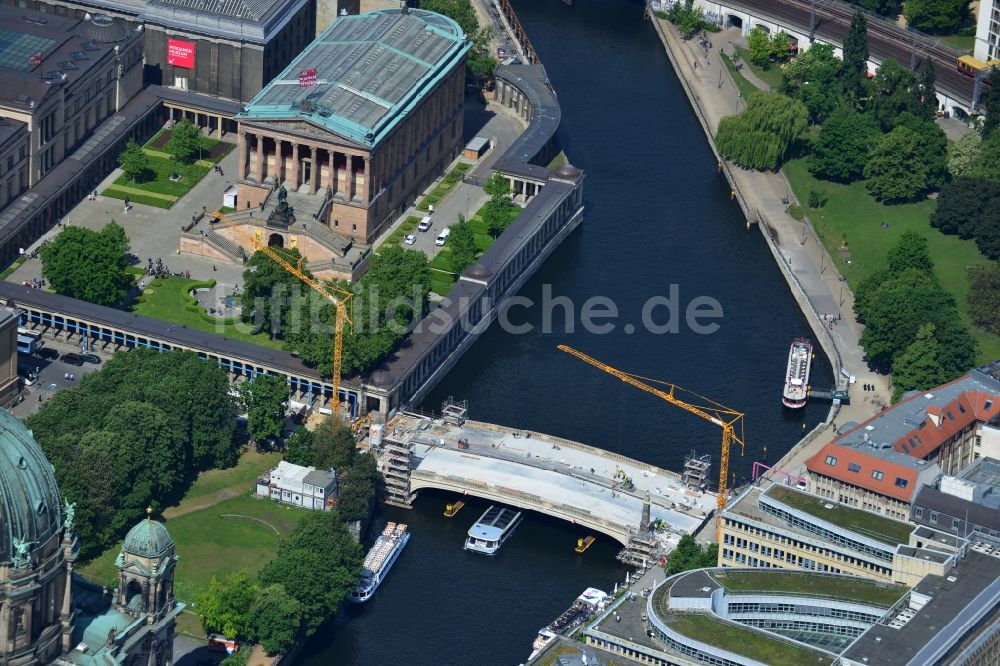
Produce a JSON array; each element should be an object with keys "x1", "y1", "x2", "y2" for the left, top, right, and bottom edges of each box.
[
  {"x1": 349, "y1": 522, "x2": 410, "y2": 603},
  {"x1": 782, "y1": 337, "x2": 813, "y2": 409},
  {"x1": 464, "y1": 505, "x2": 522, "y2": 554}
]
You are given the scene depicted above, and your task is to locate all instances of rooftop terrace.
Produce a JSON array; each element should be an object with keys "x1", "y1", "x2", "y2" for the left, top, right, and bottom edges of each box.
[
  {"x1": 767, "y1": 484, "x2": 914, "y2": 546},
  {"x1": 712, "y1": 570, "x2": 908, "y2": 607},
  {"x1": 662, "y1": 610, "x2": 834, "y2": 665}
]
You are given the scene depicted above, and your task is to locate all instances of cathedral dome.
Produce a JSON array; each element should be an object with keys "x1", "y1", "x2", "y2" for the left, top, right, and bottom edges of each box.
[
  {"x1": 0, "y1": 409, "x2": 62, "y2": 565},
  {"x1": 122, "y1": 516, "x2": 174, "y2": 559}
]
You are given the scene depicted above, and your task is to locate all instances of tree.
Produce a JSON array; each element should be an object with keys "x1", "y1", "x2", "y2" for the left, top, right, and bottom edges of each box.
[
  {"x1": 919, "y1": 58, "x2": 937, "y2": 120},
  {"x1": 747, "y1": 27, "x2": 770, "y2": 67},
  {"x1": 949, "y1": 130, "x2": 982, "y2": 177},
  {"x1": 968, "y1": 264, "x2": 1000, "y2": 334},
  {"x1": 483, "y1": 172, "x2": 516, "y2": 238},
  {"x1": 197, "y1": 571, "x2": 261, "y2": 640},
  {"x1": 665, "y1": 3, "x2": 712, "y2": 38},
  {"x1": 976, "y1": 216, "x2": 1000, "y2": 259},
  {"x1": 887, "y1": 231, "x2": 935, "y2": 275},
  {"x1": 242, "y1": 248, "x2": 310, "y2": 338},
  {"x1": 904, "y1": 0, "x2": 971, "y2": 33},
  {"x1": 768, "y1": 31, "x2": 793, "y2": 63},
  {"x1": 284, "y1": 426, "x2": 314, "y2": 466},
  {"x1": 467, "y1": 27, "x2": 498, "y2": 78},
  {"x1": 892, "y1": 323, "x2": 948, "y2": 400},
  {"x1": 337, "y1": 453, "x2": 379, "y2": 522},
  {"x1": 984, "y1": 68, "x2": 1000, "y2": 139},
  {"x1": 41, "y1": 222, "x2": 132, "y2": 306},
  {"x1": 118, "y1": 138, "x2": 149, "y2": 184},
  {"x1": 809, "y1": 109, "x2": 880, "y2": 182},
  {"x1": 715, "y1": 91, "x2": 808, "y2": 170},
  {"x1": 165, "y1": 118, "x2": 205, "y2": 164},
  {"x1": 972, "y1": 132, "x2": 1000, "y2": 182},
  {"x1": 252, "y1": 585, "x2": 303, "y2": 655},
  {"x1": 870, "y1": 59, "x2": 923, "y2": 130},
  {"x1": 892, "y1": 112, "x2": 948, "y2": 188},
  {"x1": 448, "y1": 214, "x2": 477, "y2": 274},
  {"x1": 863, "y1": 126, "x2": 929, "y2": 202},
  {"x1": 310, "y1": 420, "x2": 357, "y2": 471},
  {"x1": 842, "y1": 11, "x2": 871, "y2": 107},
  {"x1": 239, "y1": 375, "x2": 289, "y2": 444},
  {"x1": 931, "y1": 176, "x2": 1000, "y2": 237},
  {"x1": 664, "y1": 534, "x2": 718, "y2": 575},
  {"x1": 854, "y1": 0, "x2": 899, "y2": 15},
  {"x1": 781, "y1": 43, "x2": 843, "y2": 123}
]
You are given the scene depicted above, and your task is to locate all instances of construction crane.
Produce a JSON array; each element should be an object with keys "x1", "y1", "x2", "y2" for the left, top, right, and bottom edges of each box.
[
  {"x1": 209, "y1": 211, "x2": 353, "y2": 416},
  {"x1": 557, "y1": 344, "x2": 745, "y2": 541}
]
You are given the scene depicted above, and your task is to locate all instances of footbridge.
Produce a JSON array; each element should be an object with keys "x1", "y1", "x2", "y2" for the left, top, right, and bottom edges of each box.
[{"x1": 377, "y1": 414, "x2": 715, "y2": 558}]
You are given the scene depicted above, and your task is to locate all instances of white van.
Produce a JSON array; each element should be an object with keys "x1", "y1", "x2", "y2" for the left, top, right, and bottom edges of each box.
[
  {"x1": 435, "y1": 227, "x2": 450, "y2": 246},
  {"x1": 418, "y1": 216, "x2": 433, "y2": 232}
]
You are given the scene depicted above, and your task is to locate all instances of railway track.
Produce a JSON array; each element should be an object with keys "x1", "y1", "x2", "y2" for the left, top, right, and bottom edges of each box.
[{"x1": 721, "y1": 0, "x2": 976, "y2": 106}]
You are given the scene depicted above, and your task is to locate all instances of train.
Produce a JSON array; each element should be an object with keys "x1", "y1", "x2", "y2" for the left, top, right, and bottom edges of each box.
[{"x1": 957, "y1": 54, "x2": 1000, "y2": 83}]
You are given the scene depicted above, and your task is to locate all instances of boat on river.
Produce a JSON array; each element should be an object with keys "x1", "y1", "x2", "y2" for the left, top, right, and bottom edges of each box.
[
  {"x1": 464, "y1": 505, "x2": 522, "y2": 554},
  {"x1": 528, "y1": 587, "x2": 609, "y2": 660},
  {"x1": 349, "y1": 522, "x2": 410, "y2": 603},
  {"x1": 782, "y1": 338, "x2": 813, "y2": 409}
]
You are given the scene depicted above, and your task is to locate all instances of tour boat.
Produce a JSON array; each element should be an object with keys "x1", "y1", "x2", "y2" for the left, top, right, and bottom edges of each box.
[
  {"x1": 782, "y1": 338, "x2": 813, "y2": 409},
  {"x1": 349, "y1": 522, "x2": 410, "y2": 603},
  {"x1": 464, "y1": 505, "x2": 522, "y2": 554}
]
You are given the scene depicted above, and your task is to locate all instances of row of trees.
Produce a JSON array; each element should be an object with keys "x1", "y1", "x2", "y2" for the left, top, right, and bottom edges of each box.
[
  {"x1": 41, "y1": 221, "x2": 133, "y2": 307},
  {"x1": 664, "y1": 534, "x2": 718, "y2": 575},
  {"x1": 242, "y1": 244, "x2": 431, "y2": 377},
  {"x1": 850, "y1": 0, "x2": 971, "y2": 34},
  {"x1": 746, "y1": 27, "x2": 793, "y2": 68},
  {"x1": 419, "y1": 0, "x2": 497, "y2": 78},
  {"x1": 284, "y1": 420, "x2": 379, "y2": 523},
  {"x1": 854, "y1": 233, "x2": 977, "y2": 399},
  {"x1": 199, "y1": 510, "x2": 363, "y2": 660},
  {"x1": 119, "y1": 118, "x2": 207, "y2": 184},
  {"x1": 26, "y1": 349, "x2": 238, "y2": 558}
]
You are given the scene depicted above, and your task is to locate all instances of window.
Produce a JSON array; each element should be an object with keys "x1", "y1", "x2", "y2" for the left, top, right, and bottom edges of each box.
[
  {"x1": 914, "y1": 507, "x2": 924, "y2": 519},
  {"x1": 848, "y1": 463, "x2": 861, "y2": 473},
  {"x1": 930, "y1": 511, "x2": 939, "y2": 523},
  {"x1": 958, "y1": 403, "x2": 966, "y2": 414},
  {"x1": 946, "y1": 411, "x2": 955, "y2": 421},
  {"x1": 872, "y1": 470, "x2": 884, "y2": 481},
  {"x1": 952, "y1": 517, "x2": 961, "y2": 529},
  {"x1": 986, "y1": 400, "x2": 994, "y2": 411},
  {"x1": 895, "y1": 477, "x2": 908, "y2": 488},
  {"x1": 825, "y1": 455, "x2": 838, "y2": 466}
]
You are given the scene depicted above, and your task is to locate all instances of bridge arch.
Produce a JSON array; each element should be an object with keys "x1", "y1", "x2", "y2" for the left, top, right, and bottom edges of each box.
[{"x1": 409, "y1": 471, "x2": 635, "y2": 545}]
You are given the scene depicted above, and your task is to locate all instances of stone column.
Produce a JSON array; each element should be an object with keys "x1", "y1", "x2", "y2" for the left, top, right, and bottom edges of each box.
[
  {"x1": 345, "y1": 155, "x2": 354, "y2": 202},
  {"x1": 217, "y1": 115, "x2": 223, "y2": 139},
  {"x1": 254, "y1": 134, "x2": 263, "y2": 182},
  {"x1": 310, "y1": 146, "x2": 319, "y2": 194},
  {"x1": 238, "y1": 133, "x2": 247, "y2": 181},
  {"x1": 290, "y1": 143, "x2": 299, "y2": 190},
  {"x1": 362, "y1": 157, "x2": 370, "y2": 205},
  {"x1": 328, "y1": 151, "x2": 336, "y2": 196}
]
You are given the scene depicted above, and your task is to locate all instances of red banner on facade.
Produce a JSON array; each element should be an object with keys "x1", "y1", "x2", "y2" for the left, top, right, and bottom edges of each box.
[
  {"x1": 299, "y1": 67, "x2": 318, "y2": 87},
  {"x1": 167, "y1": 39, "x2": 196, "y2": 69}
]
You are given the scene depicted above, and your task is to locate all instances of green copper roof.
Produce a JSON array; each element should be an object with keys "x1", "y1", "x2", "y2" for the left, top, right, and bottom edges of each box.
[
  {"x1": 121, "y1": 517, "x2": 174, "y2": 558},
  {"x1": 237, "y1": 8, "x2": 469, "y2": 148},
  {"x1": 0, "y1": 408, "x2": 62, "y2": 564}
]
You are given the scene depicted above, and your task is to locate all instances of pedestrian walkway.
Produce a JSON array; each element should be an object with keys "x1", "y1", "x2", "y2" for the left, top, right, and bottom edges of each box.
[{"x1": 651, "y1": 20, "x2": 891, "y2": 480}]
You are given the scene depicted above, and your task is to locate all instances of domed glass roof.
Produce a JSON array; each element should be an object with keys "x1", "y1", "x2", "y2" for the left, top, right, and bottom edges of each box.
[
  {"x1": 122, "y1": 517, "x2": 174, "y2": 558},
  {"x1": 0, "y1": 409, "x2": 62, "y2": 564}
]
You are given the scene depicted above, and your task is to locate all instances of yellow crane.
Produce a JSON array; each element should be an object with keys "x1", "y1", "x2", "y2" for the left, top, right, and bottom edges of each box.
[
  {"x1": 209, "y1": 211, "x2": 353, "y2": 417},
  {"x1": 557, "y1": 345, "x2": 745, "y2": 541}
]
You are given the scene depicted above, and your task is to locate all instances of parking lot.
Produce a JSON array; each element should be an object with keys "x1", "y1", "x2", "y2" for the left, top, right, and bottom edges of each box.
[{"x1": 13, "y1": 338, "x2": 108, "y2": 418}]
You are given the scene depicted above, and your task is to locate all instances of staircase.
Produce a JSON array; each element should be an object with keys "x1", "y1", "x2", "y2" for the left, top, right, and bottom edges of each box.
[
  {"x1": 204, "y1": 230, "x2": 246, "y2": 262},
  {"x1": 304, "y1": 219, "x2": 352, "y2": 256}
]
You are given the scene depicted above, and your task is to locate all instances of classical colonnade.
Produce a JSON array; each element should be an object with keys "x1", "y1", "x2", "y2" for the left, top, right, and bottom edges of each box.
[{"x1": 238, "y1": 131, "x2": 370, "y2": 204}]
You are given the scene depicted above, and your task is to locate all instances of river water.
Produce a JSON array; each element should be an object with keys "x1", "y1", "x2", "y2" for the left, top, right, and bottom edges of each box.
[{"x1": 296, "y1": 0, "x2": 833, "y2": 663}]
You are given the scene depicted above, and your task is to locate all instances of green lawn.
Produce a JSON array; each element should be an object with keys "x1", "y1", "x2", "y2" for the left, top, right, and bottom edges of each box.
[
  {"x1": 783, "y1": 157, "x2": 1000, "y2": 363},
  {"x1": 131, "y1": 276, "x2": 284, "y2": 350},
  {"x1": 665, "y1": 612, "x2": 833, "y2": 665},
  {"x1": 734, "y1": 47, "x2": 785, "y2": 90},
  {"x1": 426, "y1": 202, "x2": 518, "y2": 295},
  {"x1": 768, "y1": 485, "x2": 913, "y2": 546},
  {"x1": 714, "y1": 570, "x2": 907, "y2": 607},
  {"x1": 721, "y1": 52, "x2": 762, "y2": 101},
  {"x1": 174, "y1": 451, "x2": 280, "y2": 505},
  {"x1": 80, "y1": 494, "x2": 305, "y2": 602},
  {"x1": 942, "y1": 34, "x2": 975, "y2": 52}
]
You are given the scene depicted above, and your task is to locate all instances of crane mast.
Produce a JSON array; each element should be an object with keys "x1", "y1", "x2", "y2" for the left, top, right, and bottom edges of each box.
[
  {"x1": 557, "y1": 344, "x2": 745, "y2": 542},
  {"x1": 209, "y1": 212, "x2": 353, "y2": 416}
]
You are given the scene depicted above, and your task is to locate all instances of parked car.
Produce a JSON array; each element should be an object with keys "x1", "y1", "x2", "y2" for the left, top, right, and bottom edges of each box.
[
  {"x1": 404, "y1": 234, "x2": 417, "y2": 245},
  {"x1": 61, "y1": 353, "x2": 84, "y2": 366},
  {"x1": 36, "y1": 348, "x2": 59, "y2": 360},
  {"x1": 418, "y1": 216, "x2": 433, "y2": 232},
  {"x1": 82, "y1": 353, "x2": 101, "y2": 364}
]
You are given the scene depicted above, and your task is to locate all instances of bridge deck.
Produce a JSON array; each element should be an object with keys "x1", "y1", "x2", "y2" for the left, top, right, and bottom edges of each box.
[{"x1": 392, "y1": 415, "x2": 715, "y2": 542}]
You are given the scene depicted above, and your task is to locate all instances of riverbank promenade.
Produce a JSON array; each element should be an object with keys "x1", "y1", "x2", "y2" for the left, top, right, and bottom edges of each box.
[{"x1": 651, "y1": 18, "x2": 891, "y2": 478}]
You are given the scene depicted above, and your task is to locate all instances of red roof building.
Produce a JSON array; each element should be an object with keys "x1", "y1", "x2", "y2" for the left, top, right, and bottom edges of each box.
[{"x1": 806, "y1": 362, "x2": 1000, "y2": 520}]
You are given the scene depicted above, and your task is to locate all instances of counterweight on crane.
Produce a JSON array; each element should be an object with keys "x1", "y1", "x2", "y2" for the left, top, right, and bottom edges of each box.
[
  {"x1": 557, "y1": 345, "x2": 745, "y2": 541},
  {"x1": 209, "y1": 212, "x2": 353, "y2": 416}
]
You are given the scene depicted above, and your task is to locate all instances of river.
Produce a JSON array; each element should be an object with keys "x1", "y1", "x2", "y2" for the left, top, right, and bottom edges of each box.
[{"x1": 295, "y1": 0, "x2": 833, "y2": 663}]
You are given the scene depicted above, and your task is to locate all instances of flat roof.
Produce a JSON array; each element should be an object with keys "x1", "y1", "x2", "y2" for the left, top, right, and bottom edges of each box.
[
  {"x1": 842, "y1": 551, "x2": 1000, "y2": 665},
  {"x1": 712, "y1": 570, "x2": 907, "y2": 607},
  {"x1": 766, "y1": 484, "x2": 914, "y2": 546},
  {"x1": 240, "y1": 9, "x2": 469, "y2": 148}
]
